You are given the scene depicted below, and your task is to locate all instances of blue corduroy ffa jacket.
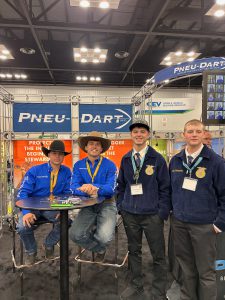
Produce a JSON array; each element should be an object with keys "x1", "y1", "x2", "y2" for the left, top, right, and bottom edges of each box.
[
  {"x1": 116, "y1": 146, "x2": 171, "y2": 220},
  {"x1": 169, "y1": 145, "x2": 225, "y2": 231}
]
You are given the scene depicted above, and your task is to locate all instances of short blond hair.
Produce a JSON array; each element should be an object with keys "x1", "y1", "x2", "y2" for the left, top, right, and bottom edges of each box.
[{"x1": 184, "y1": 119, "x2": 205, "y2": 132}]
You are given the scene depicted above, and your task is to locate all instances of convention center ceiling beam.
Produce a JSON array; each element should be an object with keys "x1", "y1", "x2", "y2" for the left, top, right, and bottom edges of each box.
[
  {"x1": 0, "y1": 22, "x2": 148, "y2": 35},
  {"x1": 35, "y1": 0, "x2": 61, "y2": 21},
  {"x1": 19, "y1": 0, "x2": 55, "y2": 83},
  {"x1": 0, "y1": 66, "x2": 151, "y2": 75},
  {"x1": 121, "y1": 0, "x2": 171, "y2": 83}
]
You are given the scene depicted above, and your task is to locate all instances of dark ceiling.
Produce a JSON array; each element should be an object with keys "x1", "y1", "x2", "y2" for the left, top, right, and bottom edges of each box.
[{"x1": 0, "y1": 0, "x2": 224, "y2": 88}]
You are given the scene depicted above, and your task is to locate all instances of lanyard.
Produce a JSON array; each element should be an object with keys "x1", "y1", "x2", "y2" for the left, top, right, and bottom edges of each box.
[
  {"x1": 86, "y1": 156, "x2": 103, "y2": 183},
  {"x1": 182, "y1": 157, "x2": 203, "y2": 177},
  {"x1": 50, "y1": 170, "x2": 58, "y2": 194},
  {"x1": 131, "y1": 148, "x2": 148, "y2": 184}
]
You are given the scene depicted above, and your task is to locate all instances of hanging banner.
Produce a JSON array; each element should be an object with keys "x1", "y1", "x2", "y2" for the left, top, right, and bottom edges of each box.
[
  {"x1": 79, "y1": 139, "x2": 133, "y2": 170},
  {"x1": 136, "y1": 98, "x2": 195, "y2": 115},
  {"x1": 13, "y1": 103, "x2": 71, "y2": 132},
  {"x1": 13, "y1": 140, "x2": 73, "y2": 188},
  {"x1": 154, "y1": 57, "x2": 225, "y2": 84},
  {"x1": 79, "y1": 104, "x2": 132, "y2": 132}
]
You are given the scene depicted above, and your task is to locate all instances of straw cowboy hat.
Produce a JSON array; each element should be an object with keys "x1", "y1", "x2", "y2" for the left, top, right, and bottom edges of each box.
[
  {"x1": 78, "y1": 131, "x2": 111, "y2": 153},
  {"x1": 41, "y1": 140, "x2": 71, "y2": 157}
]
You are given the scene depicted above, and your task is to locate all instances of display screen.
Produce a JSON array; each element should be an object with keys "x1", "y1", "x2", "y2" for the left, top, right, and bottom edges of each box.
[{"x1": 202, "y1": 70, "x2": 225, "y2": 125}]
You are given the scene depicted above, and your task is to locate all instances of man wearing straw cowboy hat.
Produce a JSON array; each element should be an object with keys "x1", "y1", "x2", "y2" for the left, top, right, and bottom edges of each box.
[
  {"x1": 69, "y1": 131, "x2": 117, "y2": 262},
  {"x1": 17, "y1": 140, "x2": 72, "y2": 265}
]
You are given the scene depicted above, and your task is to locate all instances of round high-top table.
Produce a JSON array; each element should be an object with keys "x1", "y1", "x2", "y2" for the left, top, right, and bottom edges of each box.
[{"x1": 16, "y1": 195, "x2": 105, "y2": 300}]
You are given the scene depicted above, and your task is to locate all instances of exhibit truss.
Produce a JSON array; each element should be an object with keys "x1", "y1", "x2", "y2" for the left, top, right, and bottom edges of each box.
[{"x1": 0, "y1": 86, "x2": 13, "y2": 236}]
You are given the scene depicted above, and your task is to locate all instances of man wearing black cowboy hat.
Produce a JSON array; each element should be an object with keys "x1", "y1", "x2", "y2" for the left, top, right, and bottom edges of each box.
[
  {"x1": 17, "y1": 140, "x2": 72, "y2": 265},
  {"x1": 69, "y1": 131, "x2": 117, "y2": 262}
]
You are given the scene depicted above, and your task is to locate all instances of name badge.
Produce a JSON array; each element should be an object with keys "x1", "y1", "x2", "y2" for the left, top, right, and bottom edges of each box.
[
  {"x1": 131, "y1": 184, "x2": 143, "y2": 195},
  {"x1": 182, "y1": 177, "x2": 198, "y2": 191}
]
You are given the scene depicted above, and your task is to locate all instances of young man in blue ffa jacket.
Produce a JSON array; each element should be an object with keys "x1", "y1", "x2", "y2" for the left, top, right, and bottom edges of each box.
[
  {"x1": 170, "y1": 119, "x2": 225, "y2": 300},
  {"x1": 69, "y1": 131, "x2": 117, "y2": 262},
  {"x1": 17, "y1": 140, "x2": 72, "y2": 265},
  {"x1": 117, "y1": 119, "x2": 170, "y2": 300}
]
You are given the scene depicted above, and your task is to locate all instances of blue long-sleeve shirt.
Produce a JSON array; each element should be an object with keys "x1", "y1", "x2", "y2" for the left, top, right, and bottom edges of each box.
[
  {"x1": 70, "y1": 156, "x2": 117, "y2": 198},
  {"x1": 17, "y1": 162, "x2": 72, "y2": 215}
]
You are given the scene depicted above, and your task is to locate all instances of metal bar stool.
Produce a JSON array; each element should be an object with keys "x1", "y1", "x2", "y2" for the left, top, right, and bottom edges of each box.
[
  {"x1": 74, "y1": 215, "x2": 128, "y2": 294},
  {"x1": 11, "y1": 212, "x2": 59, "y2": 297}
]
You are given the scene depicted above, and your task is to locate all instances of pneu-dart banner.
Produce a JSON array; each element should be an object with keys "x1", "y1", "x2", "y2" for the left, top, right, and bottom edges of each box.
[
  {"x1": 79, "y1": 104, "x2": 132, "y2": 132},
  {"x1": 13, "y1": 103, "x2": 71, "y2": 132}
]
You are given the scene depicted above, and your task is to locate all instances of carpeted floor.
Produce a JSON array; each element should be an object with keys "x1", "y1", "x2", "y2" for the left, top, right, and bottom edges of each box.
[{"x1": 0, "y1": 218, "x2": 175, "y2": 300}]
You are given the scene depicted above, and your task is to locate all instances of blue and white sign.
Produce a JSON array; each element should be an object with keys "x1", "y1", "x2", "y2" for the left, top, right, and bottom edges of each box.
[
  {"x1": 136, "y1": 98, "x2": 195, "y2": 115},
  {"x1": 79, "y1": 104, "x2": 132, "y2": 132},
  {"x1": 154, "y1": 57, "x2": 225, "y2": 84},
  {"x1": 13, "y1": 103, "x2": 71, "y2": 132}
]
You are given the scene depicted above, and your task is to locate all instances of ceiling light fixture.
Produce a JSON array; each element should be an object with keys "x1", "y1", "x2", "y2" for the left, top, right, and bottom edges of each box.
[
  {"x1": 99, "y1": 1, "x2": 110, "y2": 9},
  {"x1": 80, "y1": 47, "x2": 88, "y2": 52},
  {"x1": 70, "y1": 0, "x2": 120, "y2": 9},
  {"x1": 2, "y1": 49, "x2": 10, "y2": 55},
  {"x1": 160, "y1": 51, "x2": 201, "y2": 66},
  {"x1": 96, "y1": 77, "x2": 101, "y2": 81},
  {"x1": 82, "y1": 76, "x2": 88, "y2": 80},
  {"x1": 0, "y1": 44, "x2": 14, "y2": 59},
  {"x1": 90, "y1": 76, "x2": 95, "y2": 81},
  {"x1": 0, "y1": 55, "x2": 7, "y2": 60},
  {"x1": 81, "y1": 58, "x2": 87, "y2": 63},
  {"x1": 187, "y1": 51, "x2": 195, "y2": 56},
  {"x1": 73, "y1": 47, "x2": 108, "y2": 63},
  {"x1": 214, "y1": 9, "x2": 225, "y2": 17},
  {"x1": 175, "y1": 50, "x2": 183, "y2": 56},
  {"x1": 216, "y1": 0, "x2": 225, "y2": 5},
  {"x1": 20, "y1": 47, "x2": 36, "y2": 55},
  {"x1": 94, "y1": 48, "x2": 101, "y2": 53},
  {"x1": 0, "y1": 73, "x2": 28, "y2": 79},
  {"x1": 115, "y1": 51, "x2": 129, "y2": 59},
  {"x1": 80, "y1": 0, "x2": 90, "y2": 7}
]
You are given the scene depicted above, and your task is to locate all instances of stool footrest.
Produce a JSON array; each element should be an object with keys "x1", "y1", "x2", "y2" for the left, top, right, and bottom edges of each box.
[
  {"x1": 74, "y1": 249, "x2": 128, "y2": 268},
  {"x1": 10, "y1": 250, "x2": 60, "y2": 269}
]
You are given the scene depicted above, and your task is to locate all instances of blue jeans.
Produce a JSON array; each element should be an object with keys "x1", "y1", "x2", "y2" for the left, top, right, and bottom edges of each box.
[
  {"x1": 69, "y1": 201, "x2": 117, "y2": 253},
  {"x1": 17, "y1": 210, "x2": 60, "y2": 255}
]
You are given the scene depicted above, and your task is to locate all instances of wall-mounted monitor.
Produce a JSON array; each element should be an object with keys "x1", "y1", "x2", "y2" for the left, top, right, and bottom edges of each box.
[{"x1": 202, "y1": 70, "x2": 225, "y2": 125}]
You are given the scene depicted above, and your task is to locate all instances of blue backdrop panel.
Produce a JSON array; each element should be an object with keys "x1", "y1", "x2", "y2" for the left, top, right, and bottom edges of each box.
[
  {"x1": 216, "y1": 233, "x2": 225, "y2": 299},
  {"x1": 79, "y1": 104, "x2": 132, "y2": 132},
  {"x1": 13, "y1": 103, "x2": 71, "y2": 132}
]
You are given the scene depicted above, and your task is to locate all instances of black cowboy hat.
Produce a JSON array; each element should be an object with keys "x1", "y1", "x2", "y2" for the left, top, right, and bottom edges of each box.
[{"x1": 41, "y1": 140, "x2": 71, "y2": 157}]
